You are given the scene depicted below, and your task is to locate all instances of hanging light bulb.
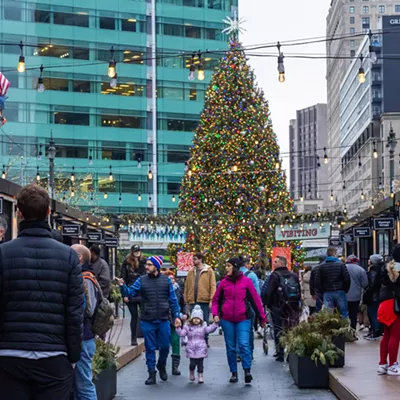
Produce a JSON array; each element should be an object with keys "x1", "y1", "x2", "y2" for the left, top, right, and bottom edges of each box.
[
  {"x1": 359, "y1": 156, "x2": 362, "y2": 167},
  {"x1": 300, "y1": 194, "x2": 304, "y2": 202},
  {"x1": 373, "y1": 142, "x2": 378, "y2": 158},
  {"x1": 172, "y1": 195, "x2": 176, "y2": 203},
  {"x1": 38, "y1": 144, "x2": 43, "y2": 160},
  {"x1": 361, "y1": 190, "x2": 365, "y2": 200},
  {"x1": 197, "y1": 53, "x2": 205, "y2": 81},
  {"x1": 71, "y1": 188, "x2": 75, "y2": 197},
  {"x1": 148, "y1": 165, "x2": 153, "y2": 180},
  {"x1": 70, "y1": 166, "x2": 75, "y2": 182},
  {"x1": 344, "y1": 205, "x2": 347, "y2": 214},
  {"x1": 1, "y1": 165, "x2": 6, "y2": 180},
  {"x1": 36, "y1": 166, "x2": 40, "y2": 182},
  {"x1": 368, "y1": 30, "x2": 377, "y2": 64},
  {"x1": 88, "y1": 151, "x2": 93, "y2": 165},
  {"x1": 188, "y1": 53, "x2": 196, "y2": 81},
  {"x1": 138, "y1": 193, "x2": 142, "y2": 201},
  {"x1": 104, "y1": 192, "x2": 108, "y2": 199},
  {"x1": 277, "y1": 42, "x2": 285, "y2": 82},
  {"x1": 358, "y1": 55, "x2": 366, "y2": 84},
  {"x1": 37, "y1": 65, "x2": 45, "y2": 92},
  {"x1": 137, "y1": 157, "x2": 142, "y2": 168},
  {"x1": 323, "y1": 147, "x2": 328, "y2": 164},
  {"x1": 66, "y1": 205, "x2": 69, "y2": 213},
  {"x1": 109, "y1": 165, "x2": 113, "y2": 181},
  {"x1": 62, "y1": 193, "x2": 66, "y2": 202},
  {"x1": 330, "y1": 190, "x2": 334, "y2": 201},
  {"x1": 110, "y1": 73, "x2": 118, "y2": 88},
  {"x1": 17, "y1": 41, "x2": 25, "y2": 73},
  {"x1": 275, "y1": 158, "x2": 280, "y2": 170},
  {"x1": 108, "y1": 46, "x2": 116, "y2": 78},
  {"x1": 119, "y1": 193, "x2": 122, "y2": 204},
  {"x1": 342, "y1": 181, "x2": 346, "y2": 190},
  {"x1": 371, "y1": 203, "x2": 375, "y2": 210}
]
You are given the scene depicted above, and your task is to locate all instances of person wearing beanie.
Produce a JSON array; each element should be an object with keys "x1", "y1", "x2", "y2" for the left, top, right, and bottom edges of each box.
[
  {"x1": 117, "y1": 255, "x2": 181, "y2": 385},
  {"x1": 345, "y1": 255, "x2": 368, "y2": 333},
  {"x1": 377, "y1": 245, "x2": 400, "y2": 375},
  {"x1": 212, "y1": 257, "x2": 266, "y2": 384},
  {"x1": 363, "y1": 254, "x2": 384, "y2": 340}
]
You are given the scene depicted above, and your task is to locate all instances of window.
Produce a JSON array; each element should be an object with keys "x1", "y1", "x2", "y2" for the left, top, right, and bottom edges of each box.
[
  {"x1": 73, "y1": 80, "x2": 90, "y2": 93},
  {"x1": 43, "y1": 78, "x2": 69, "y2": 91},
  {"x1": 350, "y1": 16, "x2": 355, "y2": 24},
  {"x1": 165, "y1": 119, "x2": 198, "y2": 131},
  {"x1": 57, "y1": 143, "x2": 88, "y2": 158},
  {"x1": 100, "y1": 17, "x2": 115, "y2": 30},
  {"x1": 159, "y1": 87, "x2": 184, "y2": 100},
  {"x1": 54, "y1": 12, "x2": 89, "y2": 27},
  {"x1": 4, "y1": 2, "x2": 22, "y2": 21},
  {"x1": 183, "y1": 0, "x2": 204, "y2": 7},
  {"x1": 163, "y1": 24, "x2": 183, "y2": 36},
  {"x1": 100, "y1": 82, "x2": 144, "y2": 97},
  {"x1": 350, "y1": 40, "x2": 355, "y2": 48},
  {"x1": 350, "y1": 27, "x2": 355, "y2": 34},
  {"x1": 101, "y1": 145, "x2": 126, "y2": 160},
  {"x1": 34, "y1": 44, "x2": 70, "y2": 58},
  {"x1": 34, "y1": 10, "x2": 50, "y2": 23},
  {"x1": 185, "y1": 26, "x2": 201, "y2": 39},
  {"x1": 101, "y1": 115, "x2": 142, "y2": 129},
  {"x1": 98, "y1": 177, "x2": 117, "y2": 193},
  {"x1": 396, "y1": 5, "x2": 400, "y2": 12},
  {"x1": 167, "y1": 149, "x2": 190, "y2": 163},
  {"x1": 363, "y1": 6, "x2": 369, "y2": 13},
  {"x1": 54, "y1": 112, "x2": 90, "y2": 126},
  {"x1": 379, "y1": 5, "x2": 385, "y2": 13},
  {"x1": 350, "y1": 50, "x2": 356, "y2": 57},
  {"x1": 208, "y1": 0, "x2": 222, "y2": 9},
  {"x1": 349, "y1": 6, "x2": 355, "y2": 13},
  {"x1": 189, "y1": 89, "x2": 197, "y2": 101},
  {"x1": 122, "y1": 19, "x2": 137, "y2": 32},
  {"x1": 121, "y1": 180, "x2": 146, "y2": 193},
  {"x1": 72, "y1": 47, "x2": 89, "y2": 60},
  {"x1": 167, "y1": 183, "x2": 181, "y2": 194},
  {"x1": 362, "y1": 16, "x2": 370, "y2": 29}
]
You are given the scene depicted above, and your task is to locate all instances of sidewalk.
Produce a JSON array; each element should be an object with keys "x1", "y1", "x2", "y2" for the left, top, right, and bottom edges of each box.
[{"x1": 329, "y1": 339, "x2": 400, "y2": 400}]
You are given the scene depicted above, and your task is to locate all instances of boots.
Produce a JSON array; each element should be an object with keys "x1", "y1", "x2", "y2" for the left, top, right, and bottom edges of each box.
[
  {"x1": 156, "y1": 361, "x2": 168, "y2": 381},
  {"x1": 145, "y1": 370, "x2": 156, "y2": 385},
  {"x1": 189, "y1": 370, "x2": 195, "y2": 382},
  {"x1": 229, "y1": 372, "x2": 238, "y2": 383},
  {"x1": 131, "y1": 337, "x2": 138, "y2": 346},
  {"x1": 244, "y1": 369, "x2": 253, "y2": 384},
  {"x1": 171, "y1": 355, "x2": 181, "y2": 376},
  {"x1": 198, "y1": 373, "x2": 204, "y2": 384}
]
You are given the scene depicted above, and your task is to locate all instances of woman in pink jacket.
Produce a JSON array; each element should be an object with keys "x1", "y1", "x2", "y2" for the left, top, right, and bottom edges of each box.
[{"x1": 212, "y1": 257, "x2": 267, "y2": 385}]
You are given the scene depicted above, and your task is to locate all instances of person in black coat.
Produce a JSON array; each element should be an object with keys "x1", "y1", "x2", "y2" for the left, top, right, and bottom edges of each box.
[
  {"x1": 0, "y1": 184, "x2": 84, "y2": 400},
  {"x1": 310, "y1": 256, "x2": 326, "y2": 312},
  {"x1": 121, "y1": 244, "x2": 146, "y2": 345}
]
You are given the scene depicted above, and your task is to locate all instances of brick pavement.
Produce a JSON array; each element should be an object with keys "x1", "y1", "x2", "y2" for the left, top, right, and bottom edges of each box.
[{"x1": 116, "y1": 333, "x2": 336, "y2": 400}]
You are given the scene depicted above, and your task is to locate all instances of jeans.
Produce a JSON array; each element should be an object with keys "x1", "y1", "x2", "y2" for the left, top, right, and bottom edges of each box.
[
  {"x1": 127, "y1": 302, "x2": 139, "y2": 341},
  {"x1": 189, "y1": 358, "x2": 204, "y2": 373},
  {"x1": 220, "y1": 319, "x2": 252, "y2": 372},
  {"x1": 347, "y1": 301, "x2": 360, "y2": 330},
  {"x1": 237, "y1": 307, "x2": 255, "y2": 355},
  {"x1": 74, "y1": 339, "x2": 97, "y2": 400},
  {"x1": 315, "y1": 292, "x2": 323, "y2": 312},
  {"x1": 141, "y1": 320, "x2": 171, "y2": 371},
  {"x1": 323, "y1": 290, "x2": 349, "y2": 318},
  {"x1": 190, "y1": 303, "x2": 210, "y2": 342},
  {"x1": 368, "y1": 302, "x2": 381, "y2": 333}
]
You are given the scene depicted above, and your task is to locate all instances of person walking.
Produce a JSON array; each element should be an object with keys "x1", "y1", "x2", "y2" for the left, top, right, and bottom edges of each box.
[
  {"x1": 315, "y1": 247, "x2": 350, "y2": 318},
  {"x1": 163, "y1": 270, "x2": 186, "y2": 376},
  {"x1": 212, "y1": 257, "x2": 266, "y2": 384},
  {"x1": 0, "y1": 184, "x2": 84, "y2": 399},
  {"x1": 265, "y1": 256, "x2": 301, "y2": 362},
  {"x1": 184, "y1": 252, "x2": 216, "y2": 346},
  {"x1": 90, "y1": 245, "x2": 111, "y2": 299},
  {"x1": 71, "y1": 244, "x2": 99, "y2": 400},
  {"x1": 176, "y1": 305, "x2": 218, "y2": 384},
  {"x1": 377, "y1": 245, "x2": 400, "y2": 375},
  {"x1": 363, "y1": 254, "x2": 384, "y2": 340},
  {"x1": 117, "y1": 256, "x2": 181, "y2": 385},
  {"x1": 345, "y1": 255, "x2": 368, "y2": 331},
  {"x1": 310, "y1": 256, "x2": 326, "y2": 313},
  {"x1": 120, "y1": 244, "x2": 146, "y2": 345},
  {"x1": 301, "y1": 266, "x2": 316, "y2": 315}
]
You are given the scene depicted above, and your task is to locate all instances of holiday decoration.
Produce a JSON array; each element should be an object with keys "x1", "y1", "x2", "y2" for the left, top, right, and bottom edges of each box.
[{"x1": 0, "y1": 71, "x2": 10, "y2": 126}]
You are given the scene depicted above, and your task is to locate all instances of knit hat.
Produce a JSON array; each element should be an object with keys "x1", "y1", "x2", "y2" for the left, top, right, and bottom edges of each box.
[
  {"x1": 148, "y1": 255, "x2": 164, "y2": 270},
  {"x1": 227, "y1": 257, "x2": 242, "y2": 270},
  {"x1": 370, "y1": 254, "x2": 383, "y2": 264},
  {"x1": 346, "y1": 255, "x2": 359, "y2": 264},
  {"x1": 190, "y1": 305, "x2": 204, "y2": 322},
  {"x1": 392, "y1": 244, "x2": 400, "y2": 263}
]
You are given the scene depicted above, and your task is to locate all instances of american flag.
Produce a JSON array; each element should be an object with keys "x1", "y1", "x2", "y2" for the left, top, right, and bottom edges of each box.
[{"x1": 0, "y1": 72, "x2": 10, "y2": 97}]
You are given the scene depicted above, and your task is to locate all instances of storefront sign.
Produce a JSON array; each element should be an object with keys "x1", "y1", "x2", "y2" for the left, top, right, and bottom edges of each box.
[
  {"x1": 353, "y1": 227, "x2": 372, "y2": 238},
  {"x1": 340, "y1": 233, "x2": 354, "y2": 243},
  {"x1": 62, "y1": 224, "x2": 80, "y2": 236},
  {"x1": 88, "y1": 232, "x2": 103, "y2": 242},
  {"x1": 105, "y1": 237, "x2": 118, "y2": 247},
  {"x1": 373, "y1": 218, "x2": 395, "y2": 230},
  {"x1": 329, "y1": 238, "x2": 341, "y2": 246},
  {"x1": 275, "y1": 222, "x2": 331, "y2": 241}
]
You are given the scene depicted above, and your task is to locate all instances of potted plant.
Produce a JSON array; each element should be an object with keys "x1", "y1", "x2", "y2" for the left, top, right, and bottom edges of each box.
[
  {"x1": 309, "y1": 309, "x2": 353, "y2": 368},
  {"x1": 281, "y1": 320, "x2": 343, "y2": 389},
  {"x1": 92, "y1": 339, "x2": 120, "y2": 400}
]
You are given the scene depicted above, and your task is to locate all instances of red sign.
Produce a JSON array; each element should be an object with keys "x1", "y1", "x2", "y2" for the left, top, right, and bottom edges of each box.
[
  {"x1": 272, "y1": 247, "x2": 292, "y2": 271},
  {"x1": 177, "y1": 251, "x2": 194, "y2": 272}
]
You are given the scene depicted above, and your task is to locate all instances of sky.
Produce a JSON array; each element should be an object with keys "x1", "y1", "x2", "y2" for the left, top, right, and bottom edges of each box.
[{"x1": 240, "y1": 0, "x2": 331, "y2": 173}]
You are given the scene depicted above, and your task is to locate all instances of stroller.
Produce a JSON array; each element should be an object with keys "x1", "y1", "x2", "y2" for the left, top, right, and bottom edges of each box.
[{"x1": 263, "y1": 308, "x2": 274, "y2": 355}]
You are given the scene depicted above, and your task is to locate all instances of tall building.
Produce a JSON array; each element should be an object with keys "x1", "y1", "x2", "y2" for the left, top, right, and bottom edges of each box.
[
  {"x1": 325, "y1": 0, "x2": 398, "y2": 209},
  {"x1": 0, "y1": 0, "x2": 237, "y2": 215},
  {"x1": 289, "y1": 104, "x2": 327, "y2": 204}
]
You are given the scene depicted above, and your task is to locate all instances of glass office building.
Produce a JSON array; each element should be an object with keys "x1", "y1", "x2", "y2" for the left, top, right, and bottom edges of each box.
[{"x1": 0, "y1": 0, "x2": 237, "y2": 215}]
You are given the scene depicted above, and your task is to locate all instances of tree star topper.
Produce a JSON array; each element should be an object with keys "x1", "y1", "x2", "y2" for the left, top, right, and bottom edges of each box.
[{"x1": 222, "y1": 12, "x2": 246, "y2": 37}]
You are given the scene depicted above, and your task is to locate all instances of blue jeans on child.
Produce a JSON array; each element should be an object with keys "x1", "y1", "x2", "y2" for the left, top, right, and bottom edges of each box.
[
  {"x1": 220, "y1": 319, "x2": 252, "y2": 372},
  {"x1": 74, "y1": 339, "x2": 97, "y2": 400},
  {"x1": 323, "y1": 290, "x2": 349, "y2": 318},
  {"x1": 141, "y1": 320, "x2": 171, "y2": 371}
]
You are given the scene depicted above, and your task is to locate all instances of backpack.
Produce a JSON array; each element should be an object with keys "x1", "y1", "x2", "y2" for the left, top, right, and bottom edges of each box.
[
  {"x1": 245, "y1": 270, "x2": 264, "y2": 293},
  {"x1": 276, "y1": 270, "x2": 301, "y2": 304},
  {"x1": 83, "y1": 272, "x2": 114, "y2": 337}
]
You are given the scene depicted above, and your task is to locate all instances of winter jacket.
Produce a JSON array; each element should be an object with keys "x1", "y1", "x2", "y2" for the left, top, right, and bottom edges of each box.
[
  {"x1": 120, "y1": 258, "x2": 146, "y2": 303},
  {"x1": 345, "y1": 262, "x2": 368, "y2": 302},
  {"x1": 0, "y1": 220, "x2": 84, "y2": 363},
  {"x1": 211, "y1": 273, "x2": 266, "y2": 325},
  {"x1": 240, "y1": 267, "x2": 260, "y2": 295},
  {"x1": 176, "y1": 322, "x2": 218, "y2": 358},
  {"x1": 121, "y1": 274, "x2": 180, "y2": 321},
  {"x1": 310, "y1": 265, "x2": 321, "y2": 296},
  {"x1": 301, "y1": 271, "x2": 316, "y2": 308},
  {"x1": 363, "y1": 262, "x2": 384, "y2": 304},
  {"x1": 184, "y1": 265, "x2": 216, "y2": 304},
  {"x1": 315, "y1": 258, "x2": 351, "y2": 293},
  {"x1": 82, "y1": 264, "x2": 99, "y2": 341},
  {"x1": 92, "y1": 257, "x2": 111, "y2": 299},
  {"x1": 380, "y1": 261, "x2": 400, "y2": 302},
  {"x1": 265, "y1": 267, "x2": 301, "y2": 311}
]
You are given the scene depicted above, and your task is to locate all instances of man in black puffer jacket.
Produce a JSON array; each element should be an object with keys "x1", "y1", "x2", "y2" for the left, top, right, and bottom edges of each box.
[{"x1": 0, "y1": 184, "x2": 84, "y2": 399}]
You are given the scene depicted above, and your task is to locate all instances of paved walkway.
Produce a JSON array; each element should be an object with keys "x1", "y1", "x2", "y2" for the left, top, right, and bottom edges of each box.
[{"x1": 116, "y1": 333, "x2": 336, "y2": 400}]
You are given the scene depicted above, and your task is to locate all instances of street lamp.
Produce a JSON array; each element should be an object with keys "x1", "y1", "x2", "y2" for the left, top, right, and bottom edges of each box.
[
  {"x1": 387, "y1": 124, "x2": 397, "y2": 245},
  {"x1": 47, "y1": 133, "x2": 56, "y2": 203}
]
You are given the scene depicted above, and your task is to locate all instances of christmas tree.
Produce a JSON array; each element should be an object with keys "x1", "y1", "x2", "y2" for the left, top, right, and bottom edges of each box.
[{"x1": 178, "y1": 21, "x2": 304, "y2": 270}]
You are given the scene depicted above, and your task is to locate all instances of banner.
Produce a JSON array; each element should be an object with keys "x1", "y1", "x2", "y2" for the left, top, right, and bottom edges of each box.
[
  {"x1": 177, "y1": 251, "x2": 194, "y2": 276},
  {"x1": 272, "y1": 247, "x2": 292, "y2": 271},
  {"x1": 275, "y1": 222, "x2": 331, "y2": 241},
  {"x1": 128, "y1": 224, "x2": 187, "y2": 243}
]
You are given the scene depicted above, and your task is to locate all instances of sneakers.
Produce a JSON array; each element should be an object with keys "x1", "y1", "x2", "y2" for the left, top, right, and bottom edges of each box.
[
  {"x1": 387, "y1": 364, "x2": 400, "y2": 376},
  {"x1": 358, "y1": 324, "x2": 365, "y2": 331},
  {"x1": 377, "y1": 364, "x2": 388, "y2": 375},
  {"x1": 229, "y1": 372, "x2": 238, "y2": 383},
  {"x1": 366, "y1": 332, "x2": 381, "y2": 341},
  {"x1": 256, "y1": 327, "x2": 264, "y2": 338}
]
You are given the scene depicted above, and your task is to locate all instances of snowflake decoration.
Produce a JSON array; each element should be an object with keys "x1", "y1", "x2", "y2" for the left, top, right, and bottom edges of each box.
[{"x1": 222, "y1": 12, "x2": 246, "y2": 37}]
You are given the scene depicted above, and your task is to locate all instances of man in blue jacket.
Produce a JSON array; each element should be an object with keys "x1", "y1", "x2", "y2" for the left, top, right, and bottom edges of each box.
[{"x1": 117, "y1": 256, "x2": 180, "y2": 385}]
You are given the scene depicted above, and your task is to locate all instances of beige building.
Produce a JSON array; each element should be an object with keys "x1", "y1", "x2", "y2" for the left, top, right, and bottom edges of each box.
[{"x1": 325, "y1": 0, "x2": 399, "y2": 209}]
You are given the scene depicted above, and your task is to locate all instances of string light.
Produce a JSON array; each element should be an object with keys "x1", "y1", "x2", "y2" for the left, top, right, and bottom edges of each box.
[
  {"x1": 137, "y1": 157, "x2": 142, "y2": 168},
  {"x1": 70, "y1": 166, "x2": 75, "y2": 182},
  {"x1": 1, "y1": 165, "x2": 6, "y2": 179},
  {"x1": 368, "y1": 30, "x2": 377, "y2": 64},
  {"x1": 108, "y1": 46, "x2": 116, "y2": 78},
  {"x1": 110, "y1": 73, "x2": 118, "y2": 88},
  {"x1": 232, "y1": 165, "x2": 238, "y2": 172},
  {"x1": 119, "y1": 193, "x2": 122, "y2": 204},
  {"x1": 172, "y1": 195, "x2": 176, "y2": 203},
  {"x1": 17, "y1": 41, "x2": 25, "y2": 73},
  {"x1": 361, "y1": 189, "x2": 365, "y2": 200},
  {"x1": 148, "y1": 165, "x2": 153, "y2": 180},
  {"x1": 358, "y1": 55, "x2": 366, "y2": 84},
  {"x1": 37, "y1": 65, "x2": 45, "y2": 92},
  {"x1": 104, "y1": 192, "x2": 108, "y2": 199},
  {"x1": 300, "y1": 194, "x2": 304, "y2": 202},
  {"x1": 277, "y1": 42, "x2": 285, "y2": 83},
  {"x1": 138, "y1": 193, "x2": 142, "y2": 201},
  {"x1": 359, "y1": 156, "x2": 362, "y2": 167},
  {"x1": 36, "y1": 166, "x2": 40, "y2": 182},
  {"x1": 323, "y1": 147, "x2": 328, "y2": 164},
  {"x1": 38, "y1": 144, "x2": 43, "y2": 160},
  {"x1": 88, "y1": 149, "x2": 93, "y2": 165},
  {"x1": 330, "y1": 190, "x2": 334, "y2": 201},
  {"x1": 197, "y1": 53, "x2": 205, "y2": 81},
  {"x1": 71, "y1": 188, "x2": 75, "y2": 197},
  {"x1": 342, "y1": 181, "x2": 346, "y2": 190},
  {"x1": 109, "y1": 165, "x2": 113, "y2": 181},
  {"x1": 373, "y1": 141, "x2": 378, "y2": 158},
  {"x1": 188, "y1": 53, "x2": 196, "y2": 81},
  {"x1": 344, "y1": 205, "x2": 347, "y2": 214}
]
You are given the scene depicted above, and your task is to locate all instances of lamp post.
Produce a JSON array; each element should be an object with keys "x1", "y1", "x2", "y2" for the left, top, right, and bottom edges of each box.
[
  {"x1": 47, "y1": 133, "x2": 56, "y2": 208},
  {"x1": 387, "y1": 124, "x2": 397, "y2": 245}
]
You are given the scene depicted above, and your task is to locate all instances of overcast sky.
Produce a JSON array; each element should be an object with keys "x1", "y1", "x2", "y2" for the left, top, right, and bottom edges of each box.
[{"x1": 240, "y1": 0, "x2": 331, "y2": 172}]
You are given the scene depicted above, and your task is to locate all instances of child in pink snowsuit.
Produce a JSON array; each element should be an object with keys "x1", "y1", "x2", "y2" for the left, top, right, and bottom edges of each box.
[{"x1": 176, "y1": 305, "x2": 218, "y2": 384}]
